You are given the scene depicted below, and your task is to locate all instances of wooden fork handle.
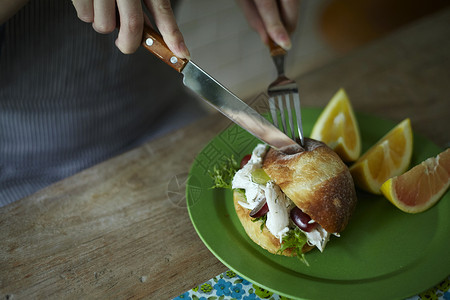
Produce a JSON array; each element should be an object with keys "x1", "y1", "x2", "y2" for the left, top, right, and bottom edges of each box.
[
  {"x1": 268, "y1": 38, "x2": 287, "y2": 57},
  {"x1": 141, "y1": 25, "x2": 188, "y2": 72}
]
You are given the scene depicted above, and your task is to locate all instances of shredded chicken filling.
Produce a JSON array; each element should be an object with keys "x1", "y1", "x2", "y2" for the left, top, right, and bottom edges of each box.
[{"x1": 232, "y1": 143, "x2": 338, "y2": 252}]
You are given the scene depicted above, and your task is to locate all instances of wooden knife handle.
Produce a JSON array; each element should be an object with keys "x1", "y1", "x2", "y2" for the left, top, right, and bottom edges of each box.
[
  {"x1": 268, "y1": 38, "x2": 287, "y2": 57},
  {"x1": 141, "y1": 25, "x2": 188, "y2": 72}
]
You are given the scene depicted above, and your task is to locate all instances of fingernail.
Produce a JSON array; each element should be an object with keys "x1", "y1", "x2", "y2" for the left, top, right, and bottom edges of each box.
[
  {"x1": 273, "y1": 30, "x2": 291, "y2": 50},
  {"x1": 278, "y1": 36, "x2": 292, "y2": 50},
  {"x1": 281, "y1": 41, "x2": 292, "y2": 50}
]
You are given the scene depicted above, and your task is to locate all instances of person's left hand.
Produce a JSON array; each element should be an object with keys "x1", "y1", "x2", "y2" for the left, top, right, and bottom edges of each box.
[{"x1": 236, "y1": 0, "x2": 301, "y2": 50}]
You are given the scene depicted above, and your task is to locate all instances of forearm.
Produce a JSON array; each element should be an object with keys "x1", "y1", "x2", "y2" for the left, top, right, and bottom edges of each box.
[{"x1": 0, "y1": 0, "x2": 29, "y2": 24}]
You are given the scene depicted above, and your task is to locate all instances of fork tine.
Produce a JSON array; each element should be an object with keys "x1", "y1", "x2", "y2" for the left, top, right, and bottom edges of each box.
[
  {"x1": 285, "y1": 95, "x2": 295, "y2": 140},
  {"x1": 267, "y1": 44, "x2": 304, "y2": 146},
  {"x1": 269, "y1": 96, "x2": 278, "y2": 127},
  {"x1": 293, "y1": 92, "x2": 305, "y2": 146},
  {"x1": 277, "y1": 96, "x2": 288, "y2": 134}
]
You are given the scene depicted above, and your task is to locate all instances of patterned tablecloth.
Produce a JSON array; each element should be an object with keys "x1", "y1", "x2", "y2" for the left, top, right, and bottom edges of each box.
[{"x1": 174, "y1": 270, "x2": 450, "y2": 300}]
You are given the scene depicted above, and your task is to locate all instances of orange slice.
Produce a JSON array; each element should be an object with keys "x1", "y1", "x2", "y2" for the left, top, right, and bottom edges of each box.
[
  {"x1": 349, "y1": 118, "x2": 413, "y2": 194},
  {"x1": 381, "y1": 148, "x2": 450, "y2": 213},
  {"x1": 310, "y1": 88, "x2": 361, "y2": 162}
]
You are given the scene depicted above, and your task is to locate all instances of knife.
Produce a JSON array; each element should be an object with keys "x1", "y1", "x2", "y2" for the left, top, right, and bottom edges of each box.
[{"x1": 141, "y1": 26, "x2": 298, "y2": 150}]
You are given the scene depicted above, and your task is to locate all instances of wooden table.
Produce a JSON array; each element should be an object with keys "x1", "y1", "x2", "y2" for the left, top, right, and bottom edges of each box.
[{"x1": 1, "y1": 8, "x2": 449, "y2": 300}]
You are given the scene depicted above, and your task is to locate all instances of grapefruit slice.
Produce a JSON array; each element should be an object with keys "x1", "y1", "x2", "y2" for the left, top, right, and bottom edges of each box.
[
  {"x1": 349, "y1": 118, "x2": 413, "y2": 194},
  {"x1": 310, "y1": 88, "x2": 361, "y2": 162},
  {"x1": 381, "y1": 148, "x2": 450, "y2": 213}
]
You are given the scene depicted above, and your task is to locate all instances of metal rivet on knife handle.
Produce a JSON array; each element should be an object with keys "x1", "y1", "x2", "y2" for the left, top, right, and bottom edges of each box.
[
  {"x1": 141, "y1": 26, "x2": 188, "y2": 73},
  {"x1": 145, "y1": 38, "x2": 154, "y2": 46}
]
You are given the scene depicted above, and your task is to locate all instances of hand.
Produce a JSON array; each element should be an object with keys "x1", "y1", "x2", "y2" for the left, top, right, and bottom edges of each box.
[
  {"x1": 72, "y1": 0, "x2": 190, "y2": 58},
  {"x1": 236, "y1": 0, "x2": 300, "y2": 50}
]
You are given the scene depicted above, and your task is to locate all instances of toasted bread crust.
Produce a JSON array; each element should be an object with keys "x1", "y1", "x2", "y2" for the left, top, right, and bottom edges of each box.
[
  {"x1": 233, "y1": 190, "x2": 314, "y2": 256},
  {"x1": 262, "y1": 138, "x2": 357, "y2": 233}
]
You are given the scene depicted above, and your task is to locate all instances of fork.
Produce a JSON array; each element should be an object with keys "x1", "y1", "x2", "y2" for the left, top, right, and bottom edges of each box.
[{"x1": 267, "y1": 40, "x2": 305, "y2": 146}]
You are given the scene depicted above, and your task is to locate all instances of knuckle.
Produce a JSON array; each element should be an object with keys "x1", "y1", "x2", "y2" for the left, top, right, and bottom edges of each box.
[
  {"x1": 156, "y1": 0, "x2": 173, "y2": 13},
  {"x1": 116, "y1": 38, "x2": 139, "y2": 54},
  {"x1": 120, "y1": 45, "x2": 137, "y2": 54},
  {"x1": 73, "y1": 3, "x2": 93, "y2": 23},
  {"x1": 93, "y1": 22, "x2": 115, "y2": 34},
  {"x1": 77, "y1": 13, "x2": 93, "y2": 23}
]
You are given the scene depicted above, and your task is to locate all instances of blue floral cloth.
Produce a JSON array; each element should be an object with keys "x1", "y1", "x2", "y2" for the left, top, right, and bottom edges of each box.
[{"x1": 174, "y1": 271, "x2": 450, "y2": 300}]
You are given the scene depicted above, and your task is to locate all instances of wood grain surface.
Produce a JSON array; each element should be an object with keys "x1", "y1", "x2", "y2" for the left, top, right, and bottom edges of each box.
[{"x1": 1, "y1": 8, "x2": 449, "y2": 300}]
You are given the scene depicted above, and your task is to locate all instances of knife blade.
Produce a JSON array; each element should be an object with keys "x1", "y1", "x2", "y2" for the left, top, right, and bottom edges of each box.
[{"x1": 141, "y1": 26, "x2": 298, "y2": 150}]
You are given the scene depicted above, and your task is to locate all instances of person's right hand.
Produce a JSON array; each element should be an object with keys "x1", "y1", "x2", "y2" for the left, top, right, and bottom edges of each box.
[{"x1": 72, "y1": 0, "x2": 190, "y2": 58}]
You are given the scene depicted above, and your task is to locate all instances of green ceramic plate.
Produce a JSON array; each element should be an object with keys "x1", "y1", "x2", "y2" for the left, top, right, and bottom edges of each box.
[{"x1": 186, "y1": 108, "x2": 449, "y2": 300}]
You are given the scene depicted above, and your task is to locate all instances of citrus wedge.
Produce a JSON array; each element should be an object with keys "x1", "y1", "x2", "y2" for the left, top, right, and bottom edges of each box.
[
  {"x1": 310, "y1": 88, "x2": 361, "y2": 162},
  {"x1": 381, "y1": 148, "x2": 450, "y2": 213},
  {"x1": 349, "y1": 118, "x2": 413, "y2": 194}
]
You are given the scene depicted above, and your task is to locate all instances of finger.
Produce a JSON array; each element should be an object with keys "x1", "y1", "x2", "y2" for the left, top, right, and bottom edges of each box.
[
  {"x1": 254, "y1": 0, "x2": 291, "y2": 50},
  {"x1": 278, "y1": 0, "x2": 300, "y2": 34},
  {"x1": 92, "y1": 0, "x2": 116, "y2": 34},
  {"x1": 143, "y1": 13, "x2": 152, "y2": 27},
  {"x1": 235, "y1": 0, "x2": 269, "y2": 45},
  {"x1": 115, "y1": 0, "x2": 144, "y2": 54},
  {"x1": 72, "y1": 0, "x2": 94, "y2": 23},
  {"x1": 145, "y1": 0, "x2": 190, "y2": 59}
]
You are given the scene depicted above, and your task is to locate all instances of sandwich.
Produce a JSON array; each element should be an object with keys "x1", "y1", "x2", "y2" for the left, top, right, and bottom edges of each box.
[{"x1": 231, "y1": 138, "x2": 357, "y2": 262}]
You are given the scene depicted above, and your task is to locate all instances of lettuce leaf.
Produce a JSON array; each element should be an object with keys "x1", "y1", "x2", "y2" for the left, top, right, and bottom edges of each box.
[
  {"x1": 278, "y1": 228, "x2": 309, "y2": 266},
  {"x1": 209, "y1": 156, "x2": 239, "y2": 189},
  {"x1": 251, "y1": 214, "x2": 267, "y2": 232}
]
